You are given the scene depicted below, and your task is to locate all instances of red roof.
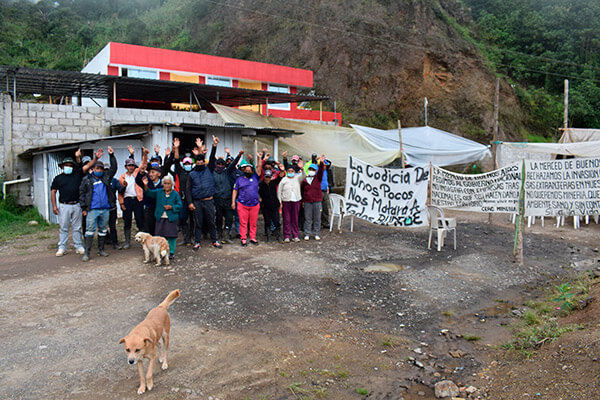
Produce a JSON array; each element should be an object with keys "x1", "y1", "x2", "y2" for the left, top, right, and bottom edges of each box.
[{"x1": 108, "y1": 42, "x2": 313, "y2": 88}]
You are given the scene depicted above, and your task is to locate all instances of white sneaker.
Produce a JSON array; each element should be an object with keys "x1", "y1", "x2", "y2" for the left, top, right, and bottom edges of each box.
[
  {"x1": 314, "y1": 235, "x2": 321, "y2": 241},
  {"x1": 284, "y1": 238, "x2": 290, "y2": 243},
  {"x1": 75, "y1": 247, "x2": 85, "y2": 255},
  {"x1": 56, "y1": 249, "x2": 66, "y2": 257},
  {"x1": 293, "y1": 237, "x2": 301, "y2": 242},
  {"x1": 304, "y1": 235, "x2": 310, "y2": 241}
]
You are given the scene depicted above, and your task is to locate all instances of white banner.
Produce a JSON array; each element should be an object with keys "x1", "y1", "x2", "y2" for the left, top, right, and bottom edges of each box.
[
  {"x1": 431, "y1": 164, "x2": 522, "y2": 213},
  {"x1": 344, "y1": 156, "x2": 428, "y2": 227},
  {"x1": 525, "y1": 158, "x2": 600, "y2": 216}
]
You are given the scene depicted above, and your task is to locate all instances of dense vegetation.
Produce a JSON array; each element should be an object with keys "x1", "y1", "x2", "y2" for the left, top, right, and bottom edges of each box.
[
  {"x1": 0, "y1": 0, "x2": 598, "y2": 135},
  {"x1": 463, "y1": 0, "x2": 600, "y2": 130}
]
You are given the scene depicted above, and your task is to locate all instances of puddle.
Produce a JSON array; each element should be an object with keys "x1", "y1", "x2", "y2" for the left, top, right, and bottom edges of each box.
[
  {"x1": 403, "y1": 383, "x2": 436, "y2": 399},
  {"x1": 364, "y1": 263, "x2": 405, "y2": 272}
]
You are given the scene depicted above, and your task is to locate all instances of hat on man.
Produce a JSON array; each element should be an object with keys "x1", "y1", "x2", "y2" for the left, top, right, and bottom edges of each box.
[
  {"x1": 59, "y1": 156, "x2": 75, "y2": 166},
  {"x1": 81, "y1": 155, "x2": 92, "y2": 165},
  {"x1": 265, "y1": 156, "x2": 276, "y2": 165},
  {"x1": 182, "y1": 157, "x2": 194, "y2": 164},
  {"x1": 216, "y1": 158, "x2": 226, "y2": 165},
  {"x1": 149, "y1": 164, "x2": 162, "y2": 173},
  {"x1": 264, "y1": 169, "x2": 274, "y2": 178},
  {"x1": 93, "y1": 161, "x2": 106, "y2": 169},
  {"x1": 291, "y1": 155, "x2": 300, "y2": 162},
  {"x1": 239, "y1": 159, "x2": 253, "y2": 169},
  {"x1": 150, "y1": 154, "x2": 162, "y2": 163},
  {"x1": 125, "y1": 158, "x2": 138, "y2": 167},
  {"x1": 308, "y1": 163, "x2": 318, "y2": 170}
]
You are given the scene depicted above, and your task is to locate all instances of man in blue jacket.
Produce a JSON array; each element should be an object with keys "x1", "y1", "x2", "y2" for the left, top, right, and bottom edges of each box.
[
  {"x1": 185, "y1": 136, "x2": 222, "y2": 249},
  {"x1": 79, "y1": 147, "x2": 117, "y2": 261}
]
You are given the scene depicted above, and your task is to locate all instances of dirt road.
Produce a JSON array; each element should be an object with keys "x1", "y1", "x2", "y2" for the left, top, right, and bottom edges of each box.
[{"x1": 1, "y1": 213, "x2": 598, "y2": 399}]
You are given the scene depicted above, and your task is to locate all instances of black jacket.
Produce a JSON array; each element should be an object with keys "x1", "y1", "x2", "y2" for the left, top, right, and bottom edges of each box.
[{"x1": 79, "y1": 153, "x2": 118, "y2": 212}]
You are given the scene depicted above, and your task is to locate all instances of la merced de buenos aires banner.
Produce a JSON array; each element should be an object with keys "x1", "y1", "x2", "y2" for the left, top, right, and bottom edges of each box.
[{"x1": 344, "y1": 156, "x2": 429, "y2": 227}]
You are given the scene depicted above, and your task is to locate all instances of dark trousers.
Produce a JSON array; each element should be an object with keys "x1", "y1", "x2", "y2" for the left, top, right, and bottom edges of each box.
[
  {"x1": 108, "y1": 208, "x2": 118, "y2": 244},
  {"x1": 215, "y1": 197, "x2": 234, "y2": 237},
  {"x1": 179, "y1": 201, "x2": 194, "y2": 243},
  {"x1": 298, "y1": 202, "x2": 305, "y2": 232},
  {"x1": 262, "y1": 205, "x2": 281, "y2": 234},
  {"x1": 123, "y1": 197, "x2": 144, "y2": 232},
  {"x1": 143, "y1": 206, "x2": 156, "y2": 236},
  {"x1": 321, "y1": 191, "x2": 330, "y2": 228},
  {"x1": 192, "y1": 199, "x2": 217, "y2": 243}
]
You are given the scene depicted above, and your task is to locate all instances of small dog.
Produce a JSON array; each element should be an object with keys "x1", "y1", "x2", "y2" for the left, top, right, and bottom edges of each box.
[
  {"x1": 135, "y1": 232, "x2": 170, "y2": 266},
  {"x1": 119, "y1": 289, "x2": 180, "y2": 394}
]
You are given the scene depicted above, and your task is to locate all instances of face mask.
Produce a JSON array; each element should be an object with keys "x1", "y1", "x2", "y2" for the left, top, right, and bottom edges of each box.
[
  {"x1": 195, "y1": 164, "x2": 205, "y2": 171},
  {"x1": 287, "y1": 172, "x2": 295, "y2": 178},
  {"x1": 183, "y1": 164, "x2": 192, "y2": 172},
  {"x1": 63, "y1": 166, "x2": 73, "y2": 175},
  {"x1": 308, "y1": 170, "x2": 316, "y2": 177},
  {"x1": 244, "y1": 171, "x2": 253, "y2": 178},
  {"x1": 93, "y1": 171, "x2": 104, "y2": 178},
  {"x1": 296, "y1": 172, "x2": 302, "y2": 176},
  {"x1": 215, "y1": 165, "x2": 225, "y2": 173}
]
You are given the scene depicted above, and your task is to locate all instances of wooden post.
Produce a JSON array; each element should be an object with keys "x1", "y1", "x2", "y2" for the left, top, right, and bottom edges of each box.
[
  {"x1": 513, "y1": 160, "x2": 526, "y2": 265},
  {"x1": 563, "y1": 79, "x2": 569, "y2": 129},
  {"x1": 398, "y1": 120, "x2": 405, "y2": 168},
  {"x1": 320, "y1": 101, "x2": 323, "y2": 121},
  {"x1": 489, "y1": 77, "x2": 500, "y2": 224}
]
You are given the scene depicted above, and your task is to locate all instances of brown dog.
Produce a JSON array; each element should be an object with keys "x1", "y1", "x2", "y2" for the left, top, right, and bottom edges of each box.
[
  {"x1": 135, "y1": 232, "x2": 170, "y2": 266},
  {"x1": 119, "y1": 289, "x2": 180, "y2": 394}
]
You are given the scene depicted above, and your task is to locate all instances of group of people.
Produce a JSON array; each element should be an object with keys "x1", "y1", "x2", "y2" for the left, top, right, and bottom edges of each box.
[{"x1": 50, "y1": 136, "x2": 334, "y2": 262}]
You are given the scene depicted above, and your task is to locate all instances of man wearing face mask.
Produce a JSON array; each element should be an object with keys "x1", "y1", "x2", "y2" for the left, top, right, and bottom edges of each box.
[
  {"x1": 172, "y1": 137, "x2": 194, "y2": 246},
  {"x1": 136, "y1": 147, "x2": 163, "y2": 236},
  {"x1": 51, "y1": 149, "x2": 88, "y2": 257},
  {"x1": 79, "y1": 146, "x2": 118, "y2": 261},
  {"x1": 301, "y1": 154, "x2": 326, "y2": 241},
  {"x1": 214, "y1": 144, "x2": 243, "y2": 244},
  {"x1": 117, "y1": 145, "x2": 146, "y2": 249},
  {"x1": 185, "y1": 136, "x2": 222, "y2": 249}
]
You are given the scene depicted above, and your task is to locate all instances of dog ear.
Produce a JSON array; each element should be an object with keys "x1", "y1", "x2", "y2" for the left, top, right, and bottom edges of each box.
[
  {"x1": 143, "y1": 337, "x2": 153, "y2": 345},
  {"x1": 119, "y1": 337, "x2": 126, "y2": 344}
]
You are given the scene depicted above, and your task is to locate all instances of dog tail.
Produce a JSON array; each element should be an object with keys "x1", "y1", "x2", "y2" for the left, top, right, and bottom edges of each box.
[{"x1": 158, "y1": 289, "x2": 180, "y2": 309}]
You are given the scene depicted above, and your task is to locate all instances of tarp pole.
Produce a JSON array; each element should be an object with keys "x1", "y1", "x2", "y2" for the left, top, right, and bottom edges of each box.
[
  {"x1": 489, "y1": 77, "x2": 500, "y2": 224},
  {"x1": 398, "y1": 120, "x2": 405, "y2": 168},
  {"x1": 563, "y1": 79, "x2": 569, "y2": 130},
  {"x1": 513, "y1": 159, "x2": 526, "y2": 265}
]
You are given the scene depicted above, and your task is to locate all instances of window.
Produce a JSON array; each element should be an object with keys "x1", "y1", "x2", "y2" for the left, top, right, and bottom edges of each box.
[
  {"x1": 125, "y1": 68, "x2": 158, "y2": 80},
  {"x1": 267, "y1": 84, "x2": 290, "y2": 111},
  {"x1": 206, "y1": 76, "x2": 232, "y2": 87}
]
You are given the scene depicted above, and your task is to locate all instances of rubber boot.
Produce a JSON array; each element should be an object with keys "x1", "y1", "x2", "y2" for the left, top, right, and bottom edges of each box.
[
  {"x1": 122, "y1": 229, "x2": 131, "y2": 250},
  {"x1": 82, "y1": 236, "x2": 93, "y2": 262},
  {"x1": 97, "y1": 236, "x2": 109, "y2": 257},
  {"x1": 274, "y1": 227, "x2": 283, "y2": 243},
  {"x1": 110, "y1": 229, "x2": 121, "y2": 250},
  {"x1": 265, "y1": 228, "x2": 272, "y2": 243}
]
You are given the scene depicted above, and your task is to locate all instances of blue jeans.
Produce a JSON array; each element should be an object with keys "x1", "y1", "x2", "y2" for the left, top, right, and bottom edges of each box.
[{"x1": 85, "y1": 208, "x2": 109, "y2": 237}]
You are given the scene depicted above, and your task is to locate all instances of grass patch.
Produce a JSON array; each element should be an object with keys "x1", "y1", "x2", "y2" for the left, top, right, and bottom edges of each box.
[
  {"x1": 462, "y1": 334, "x2": 482, "y2": 342},
  {"x1": 503, "y1": 273, "x2": 598, "y2": 358},
  {"x1": 441, "y1": 310, "x2": 455, "y2": 318},
  {"x1": 356, "y1": 387, "x2": 369, "y2": 396},
  {"x1": 0, "y1": 196, "x2": 51, "y2": 242},
  {"x1": 380, "y1": 336, "x2": 404, "y2": 348}
]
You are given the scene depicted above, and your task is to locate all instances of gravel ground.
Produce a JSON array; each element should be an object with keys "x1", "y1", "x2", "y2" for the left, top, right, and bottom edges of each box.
[{"x1": 0, "y1": 212, "x2": 598, "y2": 399}]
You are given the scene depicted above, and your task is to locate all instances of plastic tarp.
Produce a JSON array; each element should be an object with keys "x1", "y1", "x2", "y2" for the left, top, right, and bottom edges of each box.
[
  {"x1": 496, "y1": 143, "x2": 551, "y2": 168},
  {"x1": 559, "y1": 128, "x2": 600, "y2": 143},
  {"x1": 351, "y1": 124, "x2": 491, "y2": 167},
  {"x1": 213, "y1": 104, "x2": 401, "y2": 166},
  {"x1": 499, "y1": 141, "x2": 600, "y2": 158}
]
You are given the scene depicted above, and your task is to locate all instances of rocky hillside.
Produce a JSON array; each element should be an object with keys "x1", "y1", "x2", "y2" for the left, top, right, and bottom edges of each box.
[{"x1": 3, "y1": 0, "x2": 586, "y2": 142}]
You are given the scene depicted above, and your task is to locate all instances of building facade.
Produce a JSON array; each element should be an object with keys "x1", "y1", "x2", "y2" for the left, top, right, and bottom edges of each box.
[{"x1": 83, "y1": 42, "x2": 340, "y2": 124}]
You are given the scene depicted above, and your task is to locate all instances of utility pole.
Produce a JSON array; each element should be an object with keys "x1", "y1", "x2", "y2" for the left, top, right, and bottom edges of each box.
[
  {"x1": 489, "y1": 77, "x2": 500, "y2": 224},
  {"x1": 563, "y1": 79, "x2": 569, "y2": 129}
]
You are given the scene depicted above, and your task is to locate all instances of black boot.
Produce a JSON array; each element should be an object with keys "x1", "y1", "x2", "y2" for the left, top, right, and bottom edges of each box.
[
  {"x1": 274, "y1": 227, "x2": 283, "y2": 243},
  {"x1": 97, "y1": 236, "x2": 109, "y2": 257},
  {"x1": 110, "y1": 229, "x2": 121, "y2": 250},
  {"x1": 82, "y1": 236, "x2": 93, "y2": 262},
  {"x1": 265, "y1": 228, "x2": 272, "y2": 243},
  {"x1": 123, "y1": 229, "x2": 131, "y2": 249}
]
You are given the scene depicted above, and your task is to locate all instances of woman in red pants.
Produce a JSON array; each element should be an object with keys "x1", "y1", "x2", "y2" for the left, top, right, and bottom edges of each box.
[{"x1": 231, "y1": 158, "x2": 262, "y2": 246}]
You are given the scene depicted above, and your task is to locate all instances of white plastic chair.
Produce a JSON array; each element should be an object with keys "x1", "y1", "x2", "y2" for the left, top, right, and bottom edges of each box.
[
  {"x1": 329, "y1": 194, "x2": 354, "y2": 233},
  {"x1": 427, "y1": 205, "x2": 456, "y2": 251}
]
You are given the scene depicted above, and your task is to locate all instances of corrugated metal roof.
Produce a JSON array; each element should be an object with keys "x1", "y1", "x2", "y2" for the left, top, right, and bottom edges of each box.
[{"x1": 1, "y1": 65, "x2": 328, "y2": 109}]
